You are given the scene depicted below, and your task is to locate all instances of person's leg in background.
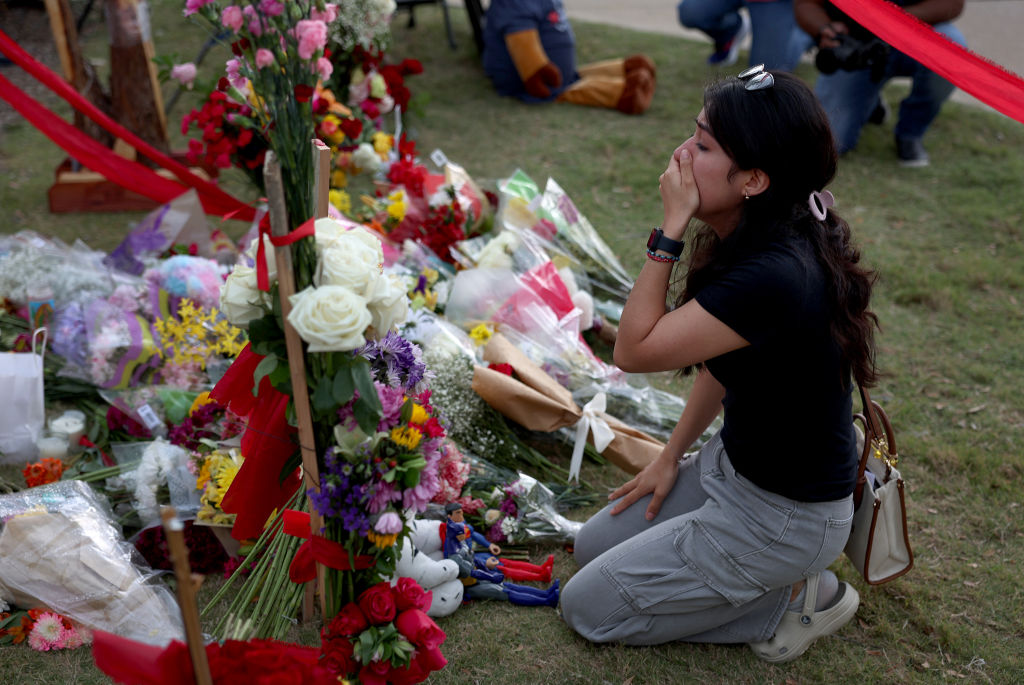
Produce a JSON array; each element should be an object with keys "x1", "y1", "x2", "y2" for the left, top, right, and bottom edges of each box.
[
  {"x1": 745, "y1": 0, "x2": 813, "y2": 71},
  {"x1": 813, "y1": 66, "x2": 887, "y2": 154},
  {"x1": 677, "y1": 0, "x2": 750, "y2": 66},
  {"x1": 890, "y1": 21, "x2": 965, "y2": 166}
]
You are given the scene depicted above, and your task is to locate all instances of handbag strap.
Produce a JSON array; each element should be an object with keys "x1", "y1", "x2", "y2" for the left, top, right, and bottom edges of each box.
[{"x1": 852, "y1": 384, "x2": 900, "y2": 502}]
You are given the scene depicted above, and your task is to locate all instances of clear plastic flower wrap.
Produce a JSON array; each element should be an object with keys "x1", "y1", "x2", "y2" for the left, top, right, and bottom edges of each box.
[
  {"x1": 572, "y1": 380, "x2": 721, "y2": 447},
  {"x1": 0, "y1": 480, "x2": 185, "y2": 645},
  {"x1": 496, "y1": 170, "x2": 635, "y2": 308}
]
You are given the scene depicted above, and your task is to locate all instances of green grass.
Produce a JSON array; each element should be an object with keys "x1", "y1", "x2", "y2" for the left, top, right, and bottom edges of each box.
[{"x1": 3, "y1": 1, "x2": 1024, "y2": 683}]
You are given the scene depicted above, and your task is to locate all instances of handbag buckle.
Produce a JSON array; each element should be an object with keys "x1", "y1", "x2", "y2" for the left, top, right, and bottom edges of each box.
[{"x1": 871, "y1": 436, "x2": 898, "y2": 469}]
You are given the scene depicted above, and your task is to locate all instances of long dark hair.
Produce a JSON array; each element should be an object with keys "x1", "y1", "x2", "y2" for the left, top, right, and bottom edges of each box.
[{"x1": 678, "y1": 71, "x2": 879, "y2": 387}]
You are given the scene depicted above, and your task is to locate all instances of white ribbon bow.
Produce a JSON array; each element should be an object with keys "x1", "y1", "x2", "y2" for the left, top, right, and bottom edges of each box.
[{"x1": 569, "y1": 392, "x2": 615, "y2": 483}]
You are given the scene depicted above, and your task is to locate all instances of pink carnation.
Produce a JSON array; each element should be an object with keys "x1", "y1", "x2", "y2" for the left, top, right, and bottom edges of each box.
[
  {"x1": 220, "y1": 5, "x2": 243, "y2": 32},
  {"x1": 183, "y1": 0, "x2": 213, "y2": 17},
  {"x1": 170, "y1": 62, "x2": 197, "y2": 88},
  {"x1": 316, "y1": 56, "x2": 333, "y2": 82},
  {"x1": 242, "y1": 5, "x2": 263, "y2": 36},
  {"x1": 294, "y1": 19, "x2": 327, "y2": 60},
  {"x1": 259, "y1": 0, "x2": 284, "y2": 16},
  {"x1": 256, "y1": 48, "x2": 275, "y2": 69},
  {"x1": 310, "y1": 2, "x2": 338, "y2": 23}
]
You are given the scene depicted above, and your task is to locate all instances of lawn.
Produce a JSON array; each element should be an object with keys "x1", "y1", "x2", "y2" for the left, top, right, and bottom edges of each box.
[{"x1": 2, "y1": 1, "x2": 1024, "y2": 683}]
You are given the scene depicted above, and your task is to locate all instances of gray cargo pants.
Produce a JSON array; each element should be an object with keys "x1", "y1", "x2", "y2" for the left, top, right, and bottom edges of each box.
[{"x1": 560, "y1": 432, "x2": 853, "y2": 645}]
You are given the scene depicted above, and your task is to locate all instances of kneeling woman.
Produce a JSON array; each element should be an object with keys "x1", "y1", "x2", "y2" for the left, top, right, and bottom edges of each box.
[{"x1": 559, "y1": 68, "x2": 878, "y2": 663}]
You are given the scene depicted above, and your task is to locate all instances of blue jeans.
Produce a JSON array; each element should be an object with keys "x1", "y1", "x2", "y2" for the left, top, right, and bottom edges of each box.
[
  {"x1": 676, "y1": 0, "x2": 812, "y2": 71},
  {"x1": 560, "y1": 432, "x2": 854, "y2": 645},
  {"x1": 814, "y1": 22, "x2": 966, "y2": 152}
]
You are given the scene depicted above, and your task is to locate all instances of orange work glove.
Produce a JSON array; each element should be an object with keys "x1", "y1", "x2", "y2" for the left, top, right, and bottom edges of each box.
[{"x1": 504, "y1": 28, "x2": 562, "y2": 98}]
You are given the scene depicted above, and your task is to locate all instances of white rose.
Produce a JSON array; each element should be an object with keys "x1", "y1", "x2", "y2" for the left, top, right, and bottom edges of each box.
[
  {"x1": 288, "y1": 285, "x2": 372, "y2": 352},
  {"x1": 352, "y1": 142, "x2": 382, "y2": 174},
  {"x1": 244, "y1": 234, "x2": 276, "y2": 282},
  {"x1": 367, "y1": 273, "x2": 409, "y2": 335},
  {"x1": 476, "y1": 231, "x2": 520, "y2": 270},
  {"x1": 314, "y1": 217, "x2": 349, "y2": 252},
  {"x1": 219, "y1": 265, "x2": 266, "y2": 327},
  {"x1": 317, "y1": 228, "x2": 384, "y2": 298}
]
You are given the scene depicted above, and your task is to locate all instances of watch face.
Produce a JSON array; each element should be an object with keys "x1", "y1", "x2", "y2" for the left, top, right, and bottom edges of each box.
[{"x1": 647, "y1": 228, "x2": 660, "y2": 250}]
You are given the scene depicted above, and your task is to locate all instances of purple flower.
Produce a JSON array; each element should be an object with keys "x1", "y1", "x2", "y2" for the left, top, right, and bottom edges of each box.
[{"x1": 359, "y1": 331, "x2": 429, "y2": 393}]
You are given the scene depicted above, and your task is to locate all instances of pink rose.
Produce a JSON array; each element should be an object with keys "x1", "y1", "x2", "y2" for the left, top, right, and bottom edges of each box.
[
  {"x1": 256, "y1": 48, "x2": 275, "y2": 69},
  {"x1": 295, "y1": 19, "x2": 327, "y2": 60},
  {"x1": 170, "y1": 62, "x2": 197, "y2": 88},
  {"x1": 220, "y1": 5, "x2": 243, "y2": 32}
]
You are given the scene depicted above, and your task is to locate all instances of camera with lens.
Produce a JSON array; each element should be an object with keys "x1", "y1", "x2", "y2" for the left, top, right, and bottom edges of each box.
[{"x1": 815, "y1": 33, "x2": 890, "y2": 82}]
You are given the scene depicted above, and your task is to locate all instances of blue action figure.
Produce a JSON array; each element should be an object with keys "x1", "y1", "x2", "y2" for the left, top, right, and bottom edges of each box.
[{"x1": 442, "y1": 502, "x2": 560, "y2": 607}]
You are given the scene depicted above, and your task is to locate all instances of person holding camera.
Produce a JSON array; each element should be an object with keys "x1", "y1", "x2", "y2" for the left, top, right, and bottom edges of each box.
[{"x1": 795, "y1": 0, "x2": 965, "y2": 166}]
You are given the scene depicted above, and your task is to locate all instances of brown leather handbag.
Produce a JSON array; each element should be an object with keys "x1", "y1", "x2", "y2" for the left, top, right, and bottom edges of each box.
[{"x1": 845, "y1": 386, "x2": 914, "y2": 584}]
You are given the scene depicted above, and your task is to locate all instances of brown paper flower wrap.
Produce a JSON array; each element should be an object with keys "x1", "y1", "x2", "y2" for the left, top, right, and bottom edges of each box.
[{"x1": 471, "y1": 334, "x2": 663, "y2": 480}]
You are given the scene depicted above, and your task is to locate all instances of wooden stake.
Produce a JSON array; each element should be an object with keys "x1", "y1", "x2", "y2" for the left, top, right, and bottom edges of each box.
[
  {"x1": 161, "y1": 507, "x2": 213, "y2": 685},
  {"x1": 263, "y1": 150, "x2": 327, "y2": 619},
  {"x1": 312, "y1": 139, "x2": 331, "y2": 219}
]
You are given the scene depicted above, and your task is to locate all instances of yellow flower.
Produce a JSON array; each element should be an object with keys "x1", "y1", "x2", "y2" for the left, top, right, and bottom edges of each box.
[
  {"x1": 387, "y1": 199, "x2": 406, "y2": 222},
  {"x1": 330, "y1": 189, "x2": 352, "y2": 214},
  {"x1": 196, "y1": 462, "x2": 212, "y2": 491},
  {"x1": 331, "y1": 168, "x2": 348, "y2": 188},
  {"x1": 390, "y1": 425, "x2": 423, "y2": 450},
  {"x1": 372, "y1": 131, "x2": 393, "y2": 156},
  {"x1": 409, "y1": 403, "x2": 430, "y2": 425},
  {"x1": 189, "y1": 391, "x2": 213, "y2": 416},
  {"x1": 367, "y1": 530, "x2": 399, "y2": 549},
  {"x1": 469, "y1": 323, "x2": 493, "y2": 346}
]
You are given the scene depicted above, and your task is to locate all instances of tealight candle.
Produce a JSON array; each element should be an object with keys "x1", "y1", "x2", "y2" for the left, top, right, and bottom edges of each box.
[
  {"x1": 37, "y1": 435, "x2": 69, "y2": 460},
  {"x1": 49, "y1": 413, "x2": 86, "y2": 447}
]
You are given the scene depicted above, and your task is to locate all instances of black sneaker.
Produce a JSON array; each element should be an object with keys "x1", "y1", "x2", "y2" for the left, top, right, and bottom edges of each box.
[
  {"x1": 708, "y1": 12, "x2": 750, "y2": 67},
  {"x1": 896, "y1": 136, "x2": 929, "y2": 168},
  {"x1": 868, "y1": 98, "x2": 890, "y2": 125}
]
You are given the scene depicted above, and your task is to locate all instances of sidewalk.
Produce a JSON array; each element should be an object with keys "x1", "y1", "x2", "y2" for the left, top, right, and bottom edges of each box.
[{"x1": 564, "y1": 0, "x2": 1024, "y2": 112}]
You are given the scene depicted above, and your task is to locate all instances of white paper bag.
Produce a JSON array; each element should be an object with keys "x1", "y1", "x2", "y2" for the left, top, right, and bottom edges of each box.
[{"x1": 0, "y1": 328, "x2": 46, "y2": 464}]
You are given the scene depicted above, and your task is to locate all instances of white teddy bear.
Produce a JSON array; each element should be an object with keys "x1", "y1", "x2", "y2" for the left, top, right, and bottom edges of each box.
[{"x1": 393, "y1": 518, "x2": 464, "y2": 618}]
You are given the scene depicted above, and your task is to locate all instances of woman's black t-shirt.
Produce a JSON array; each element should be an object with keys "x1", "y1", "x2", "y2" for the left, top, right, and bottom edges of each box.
[{"x1": 694, "y1": 235, "x2": 858, "y2": 502}]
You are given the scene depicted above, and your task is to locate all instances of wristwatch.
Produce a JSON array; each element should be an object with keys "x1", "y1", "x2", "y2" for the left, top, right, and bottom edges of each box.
[{"x1": 647, "y1": 227, "x2": 685, "y2": 257}]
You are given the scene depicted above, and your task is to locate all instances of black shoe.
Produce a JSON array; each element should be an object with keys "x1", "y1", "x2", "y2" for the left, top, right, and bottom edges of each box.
[
  {"x1": 868, "y1": 98, "x2": 890, "y2": 125},
  {"x1": 896, "y1": 136, "x2": 929, "y2": 168}
]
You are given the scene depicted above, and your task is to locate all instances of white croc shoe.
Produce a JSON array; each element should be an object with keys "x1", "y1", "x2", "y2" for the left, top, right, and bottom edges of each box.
[{"x1": 748, "y1": 574, "x2": 860, "y2": 664}]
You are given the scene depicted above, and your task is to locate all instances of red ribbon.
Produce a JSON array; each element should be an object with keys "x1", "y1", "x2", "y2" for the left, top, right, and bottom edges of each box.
[
  {"x1": 255, "y1": 215, "x2": 317, "y2": 292},
  {"x1": 282, "y1": 509, "x2": 375, "y2": 584},
  {"x1": 831, "y1": 0, "x2": 1024, "y2": 124},
  {"x1": 0, "y1": 29, "x2": 256, "y2": 220}
]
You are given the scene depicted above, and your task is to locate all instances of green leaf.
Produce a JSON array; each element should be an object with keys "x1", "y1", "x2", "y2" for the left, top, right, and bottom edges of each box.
[
  {"x1": 332, "y1": 366, "x2": 355, "y2": 406},
  {"x1": 312, "y1": 376, "x2": 336, "y2": 414},
  {"x1": 353, "y1": 400, "x2": 379, "y2": 436},
  {"x1": 252, "y1": 354, "x2": 278, "y2": 394},
  {"x1": 352, "y1": 360, "x2": 382, "y2": 414},
  {"x1": 247, "y1": 313, "x2": 283, "y2": 355},
  {"x1": 400, "y1": 398, "x2": 414, "y2": 424}
]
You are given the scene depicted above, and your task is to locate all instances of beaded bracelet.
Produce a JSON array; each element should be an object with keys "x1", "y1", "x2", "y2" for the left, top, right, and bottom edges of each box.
[{"x1": 646, "y1": 248, "x2": 680, "y2": 263}]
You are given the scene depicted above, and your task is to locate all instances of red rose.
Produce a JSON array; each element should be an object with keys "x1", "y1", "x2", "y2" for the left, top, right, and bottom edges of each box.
[
  {"x1": 487, "y1": 362, "x2": 514, "y2": 376},
  {"x1": 359, "y1": 659, "x2": 391, "y2": 685},
  {"x1": 294, "y1": 84, "x2": 314, "y2": 102},
  {"x1": 393, "y1": 577, "x2": 432, "y2": 613},
  {"x1": 411, "y1": 644, "x2": 448, "y2": 674},
  {"x1": 358, "y1": 582, "x2": 397, "y2": 625},
  {"x1": 388, "y1": 659, "x2": 428, "y2": 685},
  {"x1": 326, "y1": 602, "x2": 368, "y2": 637},
  {"x1": 320, "y1": 636, "x2": 357, "y2": 677},
  {"x1": 395, "y1": 609, "x2": 445, "y2": 650}
]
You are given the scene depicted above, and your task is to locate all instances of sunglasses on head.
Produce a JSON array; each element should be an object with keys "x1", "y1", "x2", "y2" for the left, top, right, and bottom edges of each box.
[{"x1": 738, "y1": 64, "x2": 774, "y2": 91}]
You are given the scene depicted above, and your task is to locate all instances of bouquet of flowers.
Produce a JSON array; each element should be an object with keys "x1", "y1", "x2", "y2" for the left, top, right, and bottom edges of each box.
[
  {"x1": 0, "y1": 607, "x2": 92, "y2": 650},
  {"x1": 205, "y1": 216, "x2": 448, "y2": 682}
]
